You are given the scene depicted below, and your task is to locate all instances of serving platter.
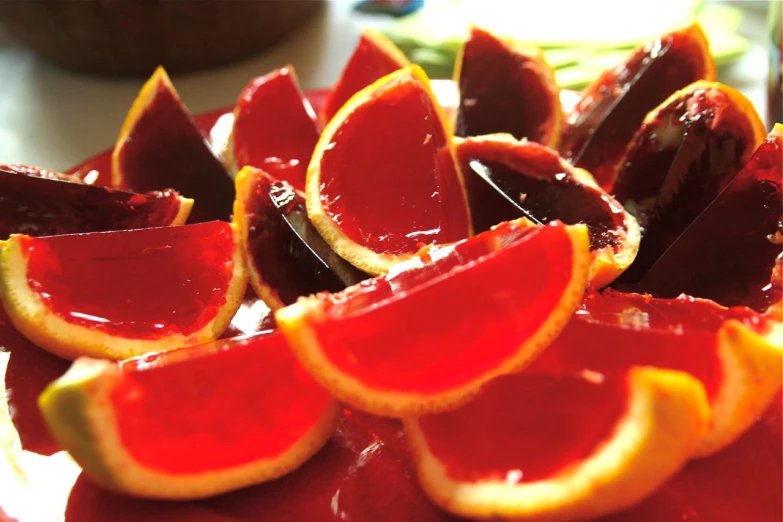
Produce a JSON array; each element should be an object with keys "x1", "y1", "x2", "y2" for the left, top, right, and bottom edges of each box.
[{"x1": 1, "y1": 85, "x2": 781, "y2": 522}]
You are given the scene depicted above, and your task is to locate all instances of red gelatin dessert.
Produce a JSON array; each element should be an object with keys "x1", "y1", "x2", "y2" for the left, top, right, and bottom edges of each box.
[
  {"x1": 112, "y1": 67, "x2": 235, "y2": 223},
  {"x1": 405, "y1": 367, "x2": 709, "y2": 521},
  {"x1": 277, "y1": 220, "x2": 590, "y2": 417},
  {"x1": 559, "y1": 23, "x2": 716, "y2": 190},
  {"x1": 454, "y1": 26, "x2": 561, "y2": 147},
  {"x1": 0, "y1": 165, "x2": 192, "y2": 239},
  {"x1": 0, "y1": 221, "x2": 247, "y2": 360},
  {"x1": 613, "y1": 81, "x2": 766, "y2": 286},
  {"x1": 39, "y1": 331, "x2": 340, "y2": 499},
  {"x1": 528, "y1": 289, "x2": 783, "y2": 457},
  {"x1": 454, "y1": 134, "x2": 639, "y2": 288},
  {"x1": 227, "y1": 66, "x2": 320, "y2": 191},
  {"x1": 307, "y1": 65, "x2": 472, "y2": 275}
]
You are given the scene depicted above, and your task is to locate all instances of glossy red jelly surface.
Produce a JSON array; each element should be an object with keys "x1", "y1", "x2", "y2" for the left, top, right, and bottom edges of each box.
[
  {"x1": 313, "y1": 223, "x2": 575, "y2": 393},
  {"x1": 418, "y1": 372, "x2": 625, "y2": 483},
  {"x1": 3, "y1": 89, "x2": 780, "y2": 522},
  {"x1": 456, "y1": 27, "x2": 556, "y2": 144},
  {"x1": 613, "y1": 87, "x2": 755, "y2": 285},
  {"x1": 242, "y1": 169, "x2": 366, "y2": 305},
  {"x1": 112, "y1": 331, "x2": 332, "y2": 473},
  {"x1": 319, "y1": 76, "x2": 470, "y2": 255},
  {"x1": 115, "y1": 76, "x2": 235, "y2": 223},
  {"x1": 635, "y1": 129, "x2": 782, "y2": 312},
  {"x1": 456, "y1": 139, "x2": 626, "y2": 249},
  {"x1": 559, "y1": 29, "x2": 711, "y2": 189},
  {"x1": 525, "y1": 290, "x2": 771, "y2": 399},
  {"x1": 21, "y1": 221, "x2": 235, "y2": 338},
  {"x1": 232, "y1": 68, "x2": 319, "y2": 191},
  {"x1": 0, "y1": 168, "x2": 183, "y2": 239},
  {"x1": 320, "y1": 33, "x2": 408, "y2": 124}
]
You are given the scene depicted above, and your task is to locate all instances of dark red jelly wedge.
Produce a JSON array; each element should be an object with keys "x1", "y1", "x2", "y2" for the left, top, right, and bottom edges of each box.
[
  {"x1": 0, "y1": 165, "x2": 190, "y2": 239},
  {"x1": 454, "y1": 136, "x2": 639, "y2": 288},
  {"x1": 613, "y1": 81, "x2": 765, "y2": 286},
  {"x1": 112, "y1": 67, "x2": 235, "y2": 223},
  {"x1": 234, "y1": 167, "x2": 367, "y2": 309},
  {"x1": 558, "y1": 23, "x2": 715, "y2": 190},
  {"x1": 454, "y1": 26, "x2": 560, "y2": 147},
  {"x1": 634, "y1": 125, "x2": 783, "y2": 312}
]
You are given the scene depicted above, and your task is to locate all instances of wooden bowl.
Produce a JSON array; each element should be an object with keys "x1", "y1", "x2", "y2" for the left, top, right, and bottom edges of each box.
[{"x1": 0, "y1": 0, "x2": 324, "y2": 76}]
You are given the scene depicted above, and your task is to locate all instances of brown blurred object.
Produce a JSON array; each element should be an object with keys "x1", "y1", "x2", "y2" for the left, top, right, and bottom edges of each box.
[{"x1": 0, "y1": 0, "x2": 324, "y2": 76}]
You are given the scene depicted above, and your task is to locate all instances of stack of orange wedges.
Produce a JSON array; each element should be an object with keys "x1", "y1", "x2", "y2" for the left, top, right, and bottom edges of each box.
[{"x1": 0, "y1": 20, "x2": 780, "y2": 522}]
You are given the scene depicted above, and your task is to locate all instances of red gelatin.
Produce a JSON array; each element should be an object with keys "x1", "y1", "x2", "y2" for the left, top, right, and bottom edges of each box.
[
  {"x1": 114, "y1": 74, "x2": 235, "y2": 223},
  {"x1": 635, "y1": 127, "x2": 783, "y2": 312},
  {"x1": 230, "y1": 67, "x2": 320, "y2": 191},
  {"x1": 60, "y1": 403, "x2": 782, "y2": 521},
  {"x1": 613, "y1": 84, "x2": 761, "y2": 285},
  {"x1": 311, "y1": 223, "x2": 575, "y2": 394},
  {"x1": 559, "y1": 25, "x2": 714, "y2": 189},
  {"x1": 0, "y1": 166, "x2": 185, "y2": 239},
  {"x1": 524, "y1": 290, "x2": 772, "y2": 399},
  {"x1": 21, "y1": 222, "x2": 235, "y2": 338},
  {"x1": 113, "y1": 331, "x2": 333, "y2": 473},
  {"x1": 319, "y1": 78, "x2": 470, "y2": 255},
  {"x1": 456, "y1": 139, "x2": 626, "y2": 249},
  {"x1": 456, "y1": 27, "x2": 559, "y2": 145},
  {"x1": 418, "y1": 372, "x2": 624, "y2": 483}
]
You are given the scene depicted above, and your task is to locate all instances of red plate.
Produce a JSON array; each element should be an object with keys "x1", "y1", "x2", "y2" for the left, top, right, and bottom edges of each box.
[{"x1": 1, "y1": 86, "x2": 781, "y2": 522}]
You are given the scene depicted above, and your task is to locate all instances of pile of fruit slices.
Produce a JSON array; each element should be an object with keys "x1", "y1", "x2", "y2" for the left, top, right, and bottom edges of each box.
[{"x1": 0, "y1": 22, "x2": 781, "y2": 522}]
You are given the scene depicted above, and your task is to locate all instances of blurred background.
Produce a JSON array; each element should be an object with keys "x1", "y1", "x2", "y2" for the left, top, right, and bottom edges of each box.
[{"x1": 0, "y1": 0, "x2": 777, "y2": 171}]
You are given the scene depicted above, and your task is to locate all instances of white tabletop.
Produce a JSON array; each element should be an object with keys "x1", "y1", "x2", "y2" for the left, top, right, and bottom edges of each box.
[{"x1": 0, "y1": 0, "x2": 772, "y2": 173}]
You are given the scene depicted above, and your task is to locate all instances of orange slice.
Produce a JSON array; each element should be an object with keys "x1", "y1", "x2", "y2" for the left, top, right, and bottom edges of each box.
[
  {"x1": 0, "y1": 221, "x2": 247, "y2": 360},
  {"x1": 529, "y1": 290, "x2": 783, "y2": 457},
  {"x1": 454, "y1": 134, "x2": 640, "y2": 288},
  {"x1": 233, "y1": 166, "x2": 367, "y2": 310},
  {"x1": 454, "y1": 26, "x2": 561, "y2": 148},
  {"x1": 559, "y1": 23, "x2": 715, "y2": 190},
  {"x1": 404, "y1": 367, "x2": 710, "y2": 521},
  {"x1": 319, "y1": 29, "x2": 410, "y2": 126},
  {"x1": 276, "y1": 220, "x2": 590, "y2": 417},
  {"x1": 613, "y1": 81, "x2": 767, "y2": 287},
  {"x1": 307, "y1": 65, "x2": 472, "y2": 275},
  {"x1": 226, "y1": 66, "x2": 320, "y2": 191},
  {"x1": 112, "y1": 67, "x2": 235, "y2": 222},
  {"x1": 39, "y1": 331, "x2": 340, "y2": 499},
  {"x1": 1, "y1": 165, "x2": 192, "y2": 239}
]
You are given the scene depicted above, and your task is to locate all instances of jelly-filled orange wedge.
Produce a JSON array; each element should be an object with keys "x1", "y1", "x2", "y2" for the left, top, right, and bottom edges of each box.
[
  {"x1": 0, "y1": 221, "x2": 247, "y2": 360},
  {"x1": 528, "y1": 290, "x2": 783, "y2": 457},
  {"x1": 227, "y1": 66, "x2": 320, "y2": 191},
  {"x1": 319, "y1": 29, "x2": 410, "y2": 126},
  {"x1": 405, "y1": 367, "x2": 709, "y2": 521},
  {"x1": 454, "y1": 27, "x2": 561, "y2": 147},
  {"x1": 613, "y1": 81, "x2": 766, "y2": 286},
  {"x1": 454, "y1": 135, "x2": 639, "y2": 288},
  {"x1": 307, "y1": 65, "x2": 472, "y2": 275},
  {"x1": 112, "y1": 67, "x2": 235, "y2": 222},
  {"x1": 559, "y1": 23, "x2": 715, "y2": 190},
  {"x1": 635, "y1": 124, "x2": 782, "y2": 312},
  {"x1": 277, "y1": 220, "x2": 590, "y2": 417},
  {"x1": 0, "y1": 165, "x2": 192, "y2": 239},
  {"x1": 233, "y1": 167, "x2": 367, "y2": 310},
  {"x1": 40, "y1": 331, "x2": 340, "y2": 499}
]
